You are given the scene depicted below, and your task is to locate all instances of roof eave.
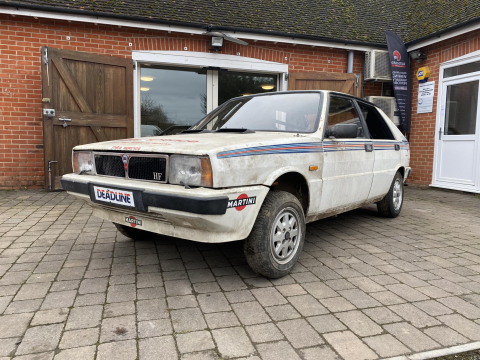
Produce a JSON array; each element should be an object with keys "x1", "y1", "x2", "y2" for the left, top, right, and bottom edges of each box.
[{"x1": 0, "y1": 0, "x2": 387, "y2": 48}]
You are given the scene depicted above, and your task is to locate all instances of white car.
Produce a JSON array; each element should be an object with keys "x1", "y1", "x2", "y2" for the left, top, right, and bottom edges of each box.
[{"x1": 63, "y1": 91, "x2": 411, "y2": 278}]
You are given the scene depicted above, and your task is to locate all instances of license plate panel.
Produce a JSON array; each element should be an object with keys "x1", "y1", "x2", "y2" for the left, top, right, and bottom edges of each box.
[
  {"x1": 93, "y1": 186, "x2": 135, "y2": 207},
  {"x1": 88, "y1": 183, "x2": 147, "y2": 212}
]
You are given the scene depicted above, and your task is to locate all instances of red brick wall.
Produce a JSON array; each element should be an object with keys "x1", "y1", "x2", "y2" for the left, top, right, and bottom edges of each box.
[
  {"x1": 0, "y1": 15, "x2": 376, "y2": 189},
  {"x1": 408, "y1": 29, "x2": 480, "y2": 186}
]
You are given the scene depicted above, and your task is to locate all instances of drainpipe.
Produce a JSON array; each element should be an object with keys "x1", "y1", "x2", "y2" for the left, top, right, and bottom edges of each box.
[{"x1": 347, "y1": 50, "x2": 354, "y2": 73}]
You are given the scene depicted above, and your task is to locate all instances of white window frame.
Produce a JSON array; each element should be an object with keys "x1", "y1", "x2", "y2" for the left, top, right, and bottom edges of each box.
[
  {"x1": 432, "y1": 49, "x2": 480, "y2": 192},
  {"x1": 132, "y1": 51, "x2": 289, "y2": 137}
]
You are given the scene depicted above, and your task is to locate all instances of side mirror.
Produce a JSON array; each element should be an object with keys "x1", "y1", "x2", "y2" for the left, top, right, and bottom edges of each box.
[{"x1": 325, "y1": 124, "x2": 358, "y2": 139}]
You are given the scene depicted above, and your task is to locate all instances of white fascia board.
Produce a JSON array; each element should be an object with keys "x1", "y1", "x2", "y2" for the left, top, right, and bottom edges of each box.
[
  {"x1": 0, "y1": 6, "x2": 379, "y2": 52},
  {"x1": 407, "y1": 22, "x2": 480, "y2": 51},
  {"x1": 133, "y1": 51, "x2": 289, "y2": 73}
]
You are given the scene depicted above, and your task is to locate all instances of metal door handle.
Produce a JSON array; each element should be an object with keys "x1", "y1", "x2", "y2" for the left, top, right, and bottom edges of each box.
[
  {"x1": 60, "y1": 118, "x2": 72, "y2": 127},
  {"x1": 439, "y1": 127, "x2": 442, "y2": 140},
  {"x1": 364, "y1": 143, "x2": 373, "y2": 152}
]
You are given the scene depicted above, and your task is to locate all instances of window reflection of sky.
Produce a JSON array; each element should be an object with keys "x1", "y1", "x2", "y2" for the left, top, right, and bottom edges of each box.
[{"x1": 140, "y1": 67, "x2": 206, "y2": 126}]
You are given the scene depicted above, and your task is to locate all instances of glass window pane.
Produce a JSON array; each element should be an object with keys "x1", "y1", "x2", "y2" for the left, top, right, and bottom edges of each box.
[
  {"x1": 444, "y1": 61, "x2": 480, "y2": 78},
  {"x1": 195, "y1": 93, "x2": 321, "y2": 133},
  {"x1": 140, "y1": 66, "x2": 206, "y2": 137},
  {"x1": 327, "y1": 97, "x2": 365, "y2": 138},
  {"x1": 218, "y1": 71, "x2": 277, "y2": 105},
  {"x1": 359, "y1": 103, "x2": 395, "y2": 140},
  {"x1": 444, "y1": 81, "x2": 478, "y2": 135}
]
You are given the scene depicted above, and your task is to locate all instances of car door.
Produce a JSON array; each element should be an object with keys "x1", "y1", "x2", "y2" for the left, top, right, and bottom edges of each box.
[
  {"x1": 357, "y1": 101, "x2": 402, "y2": 200},
  {"x1": 319, "y1": 95, "x2": 375, "y2": 212}
]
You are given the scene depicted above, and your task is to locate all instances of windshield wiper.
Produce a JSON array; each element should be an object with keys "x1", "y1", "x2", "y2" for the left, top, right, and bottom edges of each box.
[
  {"x1": 215, "y1": 128, "x2": 255, "y2": 134},
  {"x1": 178, "y1": 129, "x2": 214, "y2": 134}
]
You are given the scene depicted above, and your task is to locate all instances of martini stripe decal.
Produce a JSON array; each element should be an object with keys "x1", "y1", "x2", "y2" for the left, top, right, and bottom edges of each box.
[{"x1": 217, "y1": 140, "x2": 409, "y2": 158}]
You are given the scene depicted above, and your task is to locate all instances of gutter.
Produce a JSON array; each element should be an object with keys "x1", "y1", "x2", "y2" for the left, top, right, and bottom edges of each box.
[
  {"x1": 0, "y1": 1, "x2": 387, "y2": 49},
  {"x1": 406, "y1": 16, "x2": 480, "y2": 50}
]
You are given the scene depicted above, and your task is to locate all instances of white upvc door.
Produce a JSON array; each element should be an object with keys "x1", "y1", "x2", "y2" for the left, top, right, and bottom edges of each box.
[{"x1": 434, "y1": 75, "x2": 480, "y2": 191}]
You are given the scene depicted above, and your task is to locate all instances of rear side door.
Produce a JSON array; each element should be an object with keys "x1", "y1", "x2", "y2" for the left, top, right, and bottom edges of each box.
[
  {"x1": 319, "y1": 95, "x2": 375, "y2": 212},
  {"x1": 357, "y1": 101, "x2": 401, "y2": 200}
]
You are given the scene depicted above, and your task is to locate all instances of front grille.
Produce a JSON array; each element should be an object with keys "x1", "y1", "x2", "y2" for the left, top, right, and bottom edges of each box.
[
  {"x1": 95, "y1": 155, "x2": 124, "y2": 177},
  {"x1": 128, "y1": 156, "x2": 167, "y2": 182}
]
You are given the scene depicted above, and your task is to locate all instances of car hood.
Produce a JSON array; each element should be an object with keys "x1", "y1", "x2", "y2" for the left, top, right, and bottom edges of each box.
[{"x1": 73, "y1": 132, "x2": 319, "y2": 156}]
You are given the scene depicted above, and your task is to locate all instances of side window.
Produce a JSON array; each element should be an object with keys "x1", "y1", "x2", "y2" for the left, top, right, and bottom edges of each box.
[
  {"x1": 359, "y1": 103, "x2": 395, "y2": 140},
  {"x1": 327, "y1": 96, "x2": 365, "y2": 138}
]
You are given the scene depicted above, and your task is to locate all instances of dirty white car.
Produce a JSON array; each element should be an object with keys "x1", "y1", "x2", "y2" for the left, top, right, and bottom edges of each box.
[{"x1": 62, "y1": 91, "x2": 411, "y2": 278}]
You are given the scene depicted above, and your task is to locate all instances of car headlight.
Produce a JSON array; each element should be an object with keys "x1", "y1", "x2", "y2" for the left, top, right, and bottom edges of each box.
[
  {"x1": 169, "y1": 155, "x2": 213, "y2": 187},
  {"x1": 72, "y1": 151, "x2": 95, "y2": 174}
]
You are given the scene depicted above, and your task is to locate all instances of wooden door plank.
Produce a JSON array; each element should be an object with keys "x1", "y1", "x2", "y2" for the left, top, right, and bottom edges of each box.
[
  {"x1": 338, "y1": 80, "x2": 355, "y2": 95},
  {"x1": 52, "y1": 57, "x2": 93, "y2": 113},
  {"x1": 53, "y1": 112, "x2": 128, "y2": 127},
  {"x1": 90, "y1": 126, "x2": 109, "y2": 142}
]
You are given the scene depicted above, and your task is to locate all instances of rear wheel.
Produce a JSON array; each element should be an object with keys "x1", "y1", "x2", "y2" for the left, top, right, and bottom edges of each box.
[
  {"x1": 244, "y1": 191, "x2": 306, "y2": 278},
  {"x1": 114, "y1": 223, "x2": 152, "y2": 240},
  {"x1": 377, "y1": 171, "x2": 404, "y2": 218}
]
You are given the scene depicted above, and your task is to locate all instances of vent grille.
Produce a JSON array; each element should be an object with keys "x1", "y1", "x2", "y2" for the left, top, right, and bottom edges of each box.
[
  {"x1": 95, "y1": 155, "x2": 124, "y2": 177},
  {"x1": 128, "y1": 157, "x2": 167, "y2": 182},
  {"x1": 364, "y1": 50, "x2": 392, "y2": 81}
]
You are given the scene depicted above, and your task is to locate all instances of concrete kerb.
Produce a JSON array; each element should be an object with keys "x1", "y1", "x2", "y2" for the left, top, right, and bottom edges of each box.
[{"x1": 385, "y1": 341, "x2": 480, "y2": 360}]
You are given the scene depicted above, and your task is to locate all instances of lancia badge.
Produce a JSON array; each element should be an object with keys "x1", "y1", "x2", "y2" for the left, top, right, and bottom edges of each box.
[{"x1": 122, "y1": 154, "x2": 129, "y2": 170}]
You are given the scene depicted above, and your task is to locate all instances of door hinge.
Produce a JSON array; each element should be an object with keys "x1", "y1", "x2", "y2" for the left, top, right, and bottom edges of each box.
[
  {"x1": 284, "y1": 73, "x2": 289, "y2": 81},
  {"x1": 43, "y1": 47, "x2": 49, "y2": 86},
  {"x1": 133, "y1": 63, "x2": 136, "y2": 70}
]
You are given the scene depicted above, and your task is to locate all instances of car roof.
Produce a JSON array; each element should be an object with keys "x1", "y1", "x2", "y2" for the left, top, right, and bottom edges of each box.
[{"x1": 229, "y1": 90, "x2": 378, "y2": 108}]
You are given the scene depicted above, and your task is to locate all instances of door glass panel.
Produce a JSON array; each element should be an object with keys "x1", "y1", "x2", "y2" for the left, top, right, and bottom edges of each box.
[
  {"x1": 218, "y1": 71, "x2": 277, "y2": 106},
  {"x1": 327, "y1": 96, "x2": 365, "y2": 138},
  {"x1": 358, "y1": 103, "x2": 395, "y2": 140},
  {"x1": 444, "y1": 81, "x2": 478, "y2": 135},
  {"x1": 444, "y1": 61, "x2": 480, "y2": 78},
  {"x1": 140, "y1": 66, "x2": 207, "y2": 136}
]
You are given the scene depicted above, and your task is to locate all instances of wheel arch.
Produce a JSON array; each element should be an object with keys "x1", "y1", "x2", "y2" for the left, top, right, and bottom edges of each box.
[{"x1": 267, "y1": 169, "x2": 310, "y2": 214}]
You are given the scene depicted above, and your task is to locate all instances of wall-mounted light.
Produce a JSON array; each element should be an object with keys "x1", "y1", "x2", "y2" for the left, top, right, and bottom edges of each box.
[
  {"x1": 210, "y1": 36, "x2": 224, "y2": 51},
  {"x1": 141, "y1": 76, "x2": 154, "y2": 81},
  {"x1": 140, "y1": 87, "x2": 150, "y2": 91}
]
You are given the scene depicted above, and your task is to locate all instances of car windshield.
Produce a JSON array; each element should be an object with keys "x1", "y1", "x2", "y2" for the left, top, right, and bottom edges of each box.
[{"x1": 193, "y1": 93, "x2": 322, "y2": 133}]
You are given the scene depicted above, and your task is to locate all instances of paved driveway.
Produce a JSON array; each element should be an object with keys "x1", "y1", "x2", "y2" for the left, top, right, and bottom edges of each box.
[{"x1": 1, "y1": 187, "x2": 480, "y2": 360}]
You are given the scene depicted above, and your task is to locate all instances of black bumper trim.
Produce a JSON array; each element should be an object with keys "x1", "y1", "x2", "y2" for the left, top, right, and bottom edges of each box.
[{"x1": 61, "y1": 179, "x2": 229, "y2": 215}]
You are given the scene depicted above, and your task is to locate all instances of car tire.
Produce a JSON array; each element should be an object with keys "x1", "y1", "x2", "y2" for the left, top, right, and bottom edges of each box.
[
  {"x1": 377, "y1": 171, "x2": 404, "y2": 218},
  {"x1": 114, "y1": 223, "x2": 152, "y2": 240},
  {"x1": 243, "y1": 191, "x2": 306, "y2": 278}
]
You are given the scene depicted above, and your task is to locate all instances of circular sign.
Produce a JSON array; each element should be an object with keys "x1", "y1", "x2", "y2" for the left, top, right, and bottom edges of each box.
[{"x1": 235, "y1": 194, "x2": 249, "y2": 211}]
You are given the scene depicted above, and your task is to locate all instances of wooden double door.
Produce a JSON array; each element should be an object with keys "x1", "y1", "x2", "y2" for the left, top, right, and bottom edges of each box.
[
  {"x1": 41, "y1": 47, "x2": 134, "y2": 190},
  {"x1": 288, "y1": 72, "x2": 357, "y2": 96}
]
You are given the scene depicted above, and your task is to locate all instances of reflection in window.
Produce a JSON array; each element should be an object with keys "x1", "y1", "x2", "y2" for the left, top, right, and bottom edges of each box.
[
  {"x1": 444, "y1": 81, "x2": 478, "y2": 135},
  {"x1": 140, "y1": 66, "x2": 206, "y2": 137},
  {"x1": 195, "y1": 93, "x2": 321, "y2": 133},
  {"x1": 327, "y1": 97, "x2": 365, "y2": 138},
  {"x1": 218, "y1": 71, "x2": 277, "y2": 105},
  {"x1": 444, "y1": 61, "x2": 480, "y2": 78}
]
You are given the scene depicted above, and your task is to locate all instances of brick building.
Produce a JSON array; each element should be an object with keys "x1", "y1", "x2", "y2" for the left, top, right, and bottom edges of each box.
[{"x1": 0, "y1": 1, "x2": 479, "y2": 193}]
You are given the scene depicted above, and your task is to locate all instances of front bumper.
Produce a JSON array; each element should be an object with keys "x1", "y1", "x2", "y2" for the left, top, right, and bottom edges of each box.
[{"x1": 62, "y1": 173, "x2": 269, "y2": 243}]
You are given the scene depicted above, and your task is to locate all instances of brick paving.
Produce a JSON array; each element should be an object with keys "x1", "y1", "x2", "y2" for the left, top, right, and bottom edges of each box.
[{"x1": 0, "y1": 187, "x2": 480, "y2": 360}]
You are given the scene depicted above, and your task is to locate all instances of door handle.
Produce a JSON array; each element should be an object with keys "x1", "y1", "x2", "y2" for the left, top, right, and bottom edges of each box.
[
  {"x1": 439, "y1": 127, "x2": 442, "y2": 140},
  {"x1": 60, "y1": 118, "x2": 72, "y2": 128},
  {"x1": 364, "y1": 143, "x2": 373, "y2": 152}
]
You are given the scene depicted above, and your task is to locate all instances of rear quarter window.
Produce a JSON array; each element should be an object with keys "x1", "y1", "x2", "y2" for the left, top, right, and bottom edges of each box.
[{"x1": 359, "y1": 102, "x2": 395, "y2": 140}]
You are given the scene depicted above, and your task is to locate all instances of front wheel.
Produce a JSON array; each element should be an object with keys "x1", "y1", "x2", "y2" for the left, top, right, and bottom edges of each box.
[
  {"x1": 377, "y1": 171, "x2": 404, "y2": 218},
  {"x1": 244, "y1": 191, "x2": 306, "y2": 278}
]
